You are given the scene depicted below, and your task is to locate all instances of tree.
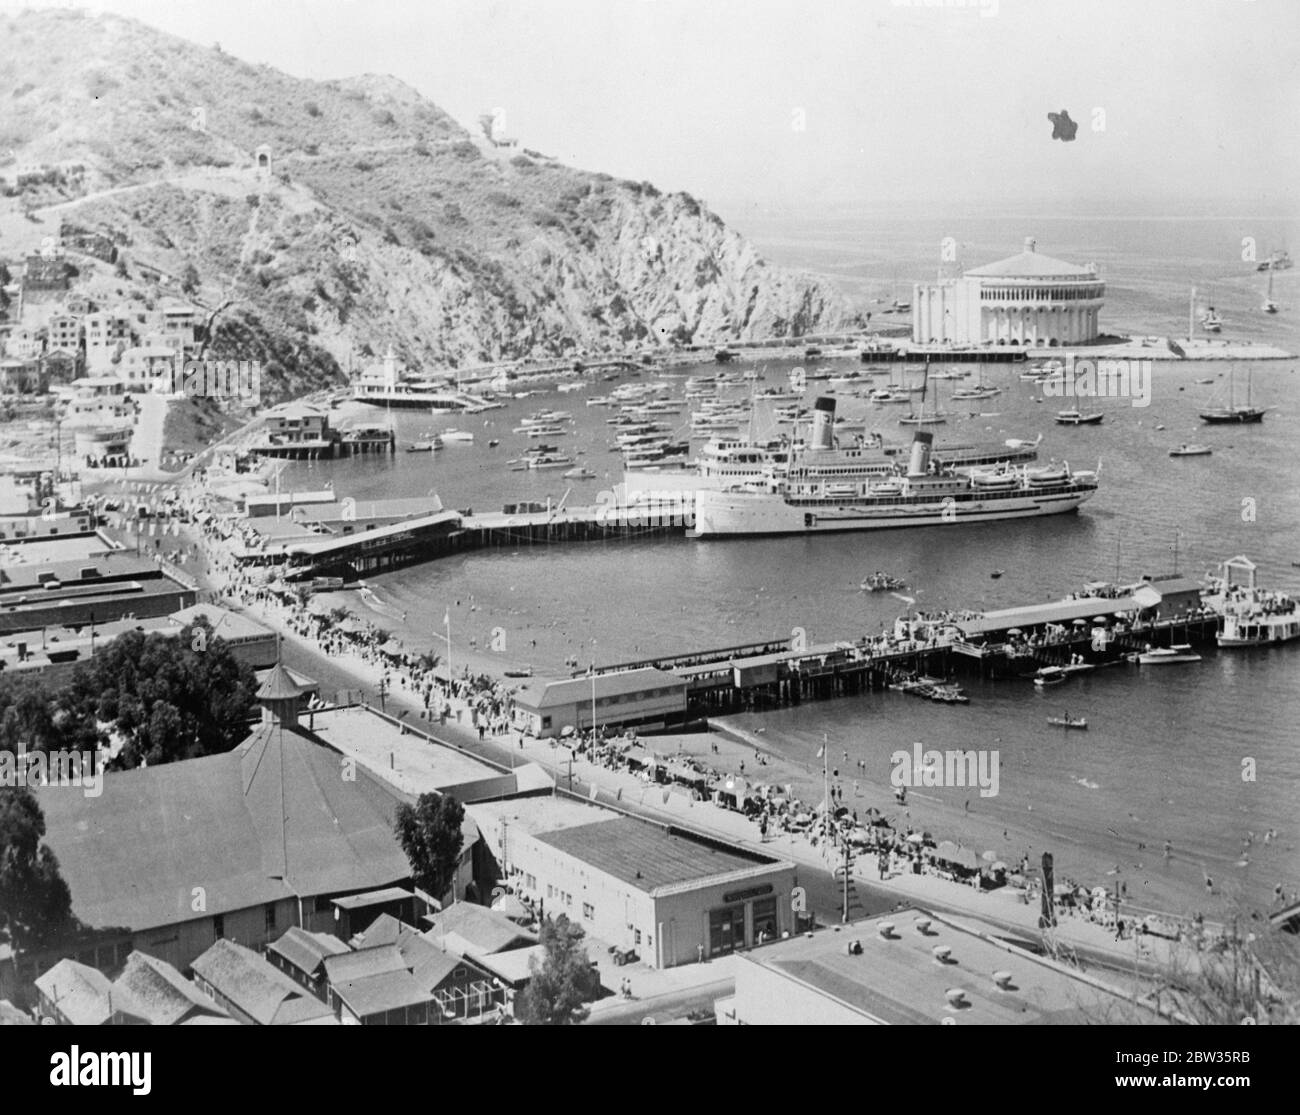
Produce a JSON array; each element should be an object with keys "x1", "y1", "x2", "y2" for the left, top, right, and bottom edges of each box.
[
  {"x1": 0, "y1": 787, "x2": 73, "y2": 950},
  {"x1": 394, "y1": 793, "x2": 464, "y2": 900},
  {"x1": 515, "y1": 914, "x2": 602, "y2": 1025},
  {"x1": 64, "y1": 620, "x2": 258, "y2": 769}
]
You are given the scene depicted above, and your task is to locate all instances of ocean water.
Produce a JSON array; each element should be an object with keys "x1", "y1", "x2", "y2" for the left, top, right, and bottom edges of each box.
[{"x1": 277, "y1": 214, "x2": 1300, "y2": 914}]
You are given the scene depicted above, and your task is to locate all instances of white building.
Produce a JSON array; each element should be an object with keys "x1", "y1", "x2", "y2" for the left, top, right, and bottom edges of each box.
[
  {"x1": 912, "y1": 238, "x2": 1105, "y2": 348},
  {"x1": 468, "y1": 796, "x2": 797, "y2": 968}
]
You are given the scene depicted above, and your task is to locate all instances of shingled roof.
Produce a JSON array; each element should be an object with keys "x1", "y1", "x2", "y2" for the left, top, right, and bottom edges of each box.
[{"x1": 37, "y1": 721, "x2": 411, "y2": 934}]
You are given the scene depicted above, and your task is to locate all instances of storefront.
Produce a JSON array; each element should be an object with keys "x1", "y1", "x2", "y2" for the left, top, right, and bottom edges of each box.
[{"x1": 707, "y1": 884, "x2": 781, "y2": 956}]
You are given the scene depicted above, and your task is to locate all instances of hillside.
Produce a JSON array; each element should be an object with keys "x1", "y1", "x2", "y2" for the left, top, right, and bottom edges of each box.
[{"x1": 0, "y1": 8, "x2": 859, "y2": 402}]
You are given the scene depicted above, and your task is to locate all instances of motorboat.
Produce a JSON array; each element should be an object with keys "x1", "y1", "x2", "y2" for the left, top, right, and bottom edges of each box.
[
  {"x1": 862, "y1": 572, "x2": 906, "y2": 592},
  {"x1": 441, "y1": 429, "x2": 474, "y2": 443},
  {"x1": 1055, "y1": 409, "x2": 1104, "y2": 426},
  {"x1": 1046, "y1": 714, "x2": 1088, "y2": 730},
  {"x1": 1169, "y1": 444, "x2": 1212, "y2": 457},
  {"x1": 1137, "y1": 644, "x2": 1202, "y2": 664}
]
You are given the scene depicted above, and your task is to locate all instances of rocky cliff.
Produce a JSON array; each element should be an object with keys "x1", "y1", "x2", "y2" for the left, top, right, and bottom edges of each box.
[{"x1": 0, "y1": 8, "x2": 859, "y2": 398}]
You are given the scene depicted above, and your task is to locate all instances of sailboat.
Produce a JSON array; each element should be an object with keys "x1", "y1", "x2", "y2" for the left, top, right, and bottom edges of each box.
[
  {"x1": 950, "y1": 363, "x2": 1000, "y2": 401},
  {"x1": 1200, "y1": 365, "x2": 1265, "y2": 424},
  {"x1": 1262, "y1": 264, "x2": 1279, "y2": 314},
  {"x1": 899, "y1": 366, "x2": 946, "y2": 426},
  {"x1": 1198, "y1": 285, "x2": 1222, "y2": 332}
]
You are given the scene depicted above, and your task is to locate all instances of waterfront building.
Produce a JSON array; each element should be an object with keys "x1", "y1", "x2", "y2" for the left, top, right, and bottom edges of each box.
[
  {"x1": 509, "y1": 666, "x2": 688, "y2": 738},
  {"x1": 912, "y1": 238, "x2": 1105, "y2": 347},
  {"x1": 469, "y1": 796, "x2": 797, "y2": 967}
]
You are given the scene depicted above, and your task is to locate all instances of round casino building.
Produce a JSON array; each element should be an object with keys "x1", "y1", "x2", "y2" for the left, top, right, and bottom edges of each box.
[{"x1": 911, "y1": 237, "x2": 1105, "y2": 347}]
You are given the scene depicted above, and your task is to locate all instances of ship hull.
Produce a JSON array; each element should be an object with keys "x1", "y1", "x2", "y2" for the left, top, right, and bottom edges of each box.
[{"x1": 690, "y1": 487, "x2": 1095, "y2": 537}]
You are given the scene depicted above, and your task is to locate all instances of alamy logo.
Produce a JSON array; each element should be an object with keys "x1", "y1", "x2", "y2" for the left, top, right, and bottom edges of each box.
[
  {"x1": 890, "y1": 742, "x2": 1000, "y2": 797},
  {"x1": 50, "y1": 1048, "x2": 151, "y2": 1095},
  {"x1": 154, "y1": 360, "x2": 261, "y2": 406},
  {"x1": 1039, "y1": 356, "x2": 1152, "y2": 408},
  {"x1": 0, "y1": 742, "x2": 102, "y2": 798}
]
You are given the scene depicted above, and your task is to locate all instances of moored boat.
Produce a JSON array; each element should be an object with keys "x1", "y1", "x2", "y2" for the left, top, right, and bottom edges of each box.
[{"x1": 1137, "y1": 644, "x2": 1202, "y2": 664}]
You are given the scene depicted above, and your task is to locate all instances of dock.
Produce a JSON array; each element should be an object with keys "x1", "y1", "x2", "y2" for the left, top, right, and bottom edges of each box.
[{"x1": 577, "y1": 577, "x2": 1226, "y2": 716}]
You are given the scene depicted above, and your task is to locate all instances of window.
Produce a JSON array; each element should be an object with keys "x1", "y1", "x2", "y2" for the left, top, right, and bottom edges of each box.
[
  {"x1": 582, "y1": 903, "x2": 594, "y2": 919},
  {"x1": 547, "y1": 884, "x2": 554, "y2": 899},
  {"x1": 265, "y1": 903, "x2": 277, "y2": 932},
  {"x1": 525, "y1": 874, "x2": 536, "y2": 890},
  {"x1": 634, "y1": 929, "x2": 642, "y2": 945},
  {"x1": 213, "y1": 914, "x2": 225, "y2": 939}
]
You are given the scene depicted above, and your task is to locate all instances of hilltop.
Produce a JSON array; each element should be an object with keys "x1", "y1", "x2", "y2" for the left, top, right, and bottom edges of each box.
[{"x1": 0, "y1": 8, "x2": 859, "y2": 402}]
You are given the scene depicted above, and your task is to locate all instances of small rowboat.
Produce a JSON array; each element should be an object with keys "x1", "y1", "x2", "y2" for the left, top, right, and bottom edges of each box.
[
  {"x1": 1047, "y1": 715, "x2": 1088, "y2": 730},
  {"x1": 1169, "y1": 444, "x2": 1212, "y2": 457}
]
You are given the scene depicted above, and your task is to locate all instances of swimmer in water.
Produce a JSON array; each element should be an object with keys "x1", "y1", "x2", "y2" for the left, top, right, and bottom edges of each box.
[{"x1": 1163, "y1": 840, "x2": 1172, "y2": 859}]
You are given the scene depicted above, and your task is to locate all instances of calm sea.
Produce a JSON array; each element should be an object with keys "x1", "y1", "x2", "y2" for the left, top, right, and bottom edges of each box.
[{"x1": 278, "y1": 214, "x2": 1300, "y2": 914}]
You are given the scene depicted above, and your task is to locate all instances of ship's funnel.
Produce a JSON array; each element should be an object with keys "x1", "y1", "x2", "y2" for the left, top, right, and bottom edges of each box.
[
  {"x1": 908, "y1": 430, "x2": 934, "y2": 476},
  {"x1": 811, "y1": 396, "x2": 836, "y2": 451}
]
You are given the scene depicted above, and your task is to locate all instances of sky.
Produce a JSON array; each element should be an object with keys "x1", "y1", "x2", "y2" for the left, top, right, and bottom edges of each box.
[{"x1": 11, "y1": 0, "x2": 1300, "y2": 219}]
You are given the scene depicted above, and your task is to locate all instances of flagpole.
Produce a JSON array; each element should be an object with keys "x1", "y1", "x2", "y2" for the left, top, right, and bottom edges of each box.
[
  {"x1": 823, "y1": 732, "x2": 830, "y2": 841},
  {"x1": 444, "y1": 610, "x2": 452, "y2": 691}
]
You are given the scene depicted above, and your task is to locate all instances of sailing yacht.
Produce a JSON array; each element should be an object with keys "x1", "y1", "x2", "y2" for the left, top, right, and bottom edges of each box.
[
  {"x1": 1200, "y1": 365, "x2": 1265, "y2": 424},
  {"x1": 899, "y1": 367, "x2": 946, "y2": 426}
]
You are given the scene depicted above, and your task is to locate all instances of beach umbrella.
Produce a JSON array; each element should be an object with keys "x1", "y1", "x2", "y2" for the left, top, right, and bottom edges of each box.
[
  {"x1": 982, "y1": 850, "x2": 999, "y2": 863},
  {"x1": 1092, "y1": 616, "x2": 1108, "y2": 624},
  {"x1": 991, "y1": 861, "x2": 1008, "y2": 872},
  {"x1": 1006, "y1": 627, "x2": 1022, "y2": 636},
  {"x1": 1072, "y1": 618, "x2": 1087, "y2": 626},
  {"x1": 905, "y1": 832, "x2": 925, "y2": 844}
]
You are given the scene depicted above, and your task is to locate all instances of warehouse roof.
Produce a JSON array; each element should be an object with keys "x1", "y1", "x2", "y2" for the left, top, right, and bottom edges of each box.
[
  {"x1": 532, "y1": 817, "x2": 774, "y2": 894},
  {"x1": 514, "y1": 666, "x2": 686, "y2": 710}
]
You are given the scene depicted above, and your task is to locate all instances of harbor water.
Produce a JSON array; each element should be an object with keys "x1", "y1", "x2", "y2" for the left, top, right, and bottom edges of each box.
[{"x1": 277, "y1": 214, "x2": 1300, "y2": 918}]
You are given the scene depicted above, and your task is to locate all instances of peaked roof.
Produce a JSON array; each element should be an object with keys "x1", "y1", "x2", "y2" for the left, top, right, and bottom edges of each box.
[
  {"x1": 267, "y1": 926, "x2": 350, "y2": 977},
  {"x1": 37, "y1": 722, "x2": 412, "y2": 933},
  {"x1": 112, "y1": 951, "x2": 228, "y2": 1026},
  {"x1": 34, "y1": 959, "x2": 117, "y2": 1025},
  {"x1": 966, "y1": 248, "x2": 1095, "y2": 279},
  {"x1": 323, "y1": 944, "x2": 407, "y2": 985},
  {"x1": 256, "y1": 661, "x2": 304, "y2": 700},
  {"x1": 353, "y1": 912, "x2": 405, "y2": 949},
  {"x1": 191, "y1": 938, "x2": 332, "y2": 1026},
  {"x1": 424, "y1": 902, "x2": 538, "y2": 956}
]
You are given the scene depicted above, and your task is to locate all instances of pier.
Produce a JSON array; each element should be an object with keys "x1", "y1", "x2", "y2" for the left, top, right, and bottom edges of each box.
[{"x1": 577, "y1": 581, "x2": 1228, "y2": 716}]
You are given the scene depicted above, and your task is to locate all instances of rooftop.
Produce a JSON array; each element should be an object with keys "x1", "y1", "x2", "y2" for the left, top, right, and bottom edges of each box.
[
  {"x1": 424, "y1": 902, "x2": 537, "y2": 957},
  {"x1": 734, "y1": 910, "x2": 1164, "y2": 1025},
  {"x1": 965, "y1": 241, "x2": 1096, "y2": 280},
  {"x1": 192, "y1": 940, "x2": 334, "y2": 1026},
  {"x1": 170, "y1": 603, "x2": 274, "y2": 643},
  {"x1": 514, "y1": 666, "x2": 687, "y2": 710},
  {"x1": 323, "y1": 944, "x2": 408, "y2": 985},
  {"x1": 37, "y1": 720, "x2": 411, "y2": 933},
  {"x1": 34, "y1": 959, "x2": 115, "y2": 1025},
  {"x1": 533, "y1": 817, "x2": 777, "y2": 894},
  {"x1": 332, "y1": 969, "x2": 433, "y2": 1018},
  {"x1": 311, "y1": 705, "x2": 507, "y2": 799},
  {"x1": 267, "y1": 926, "x2": 350, "y2": 977},
  {"x1": 112, "y1": 951, "x2": 227, "y2": 1026}
]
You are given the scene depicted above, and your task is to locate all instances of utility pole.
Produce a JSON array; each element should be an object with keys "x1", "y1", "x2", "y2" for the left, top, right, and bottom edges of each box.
[{"x1": 842, "y1": 838, "x2": 850, "y2": 924}]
